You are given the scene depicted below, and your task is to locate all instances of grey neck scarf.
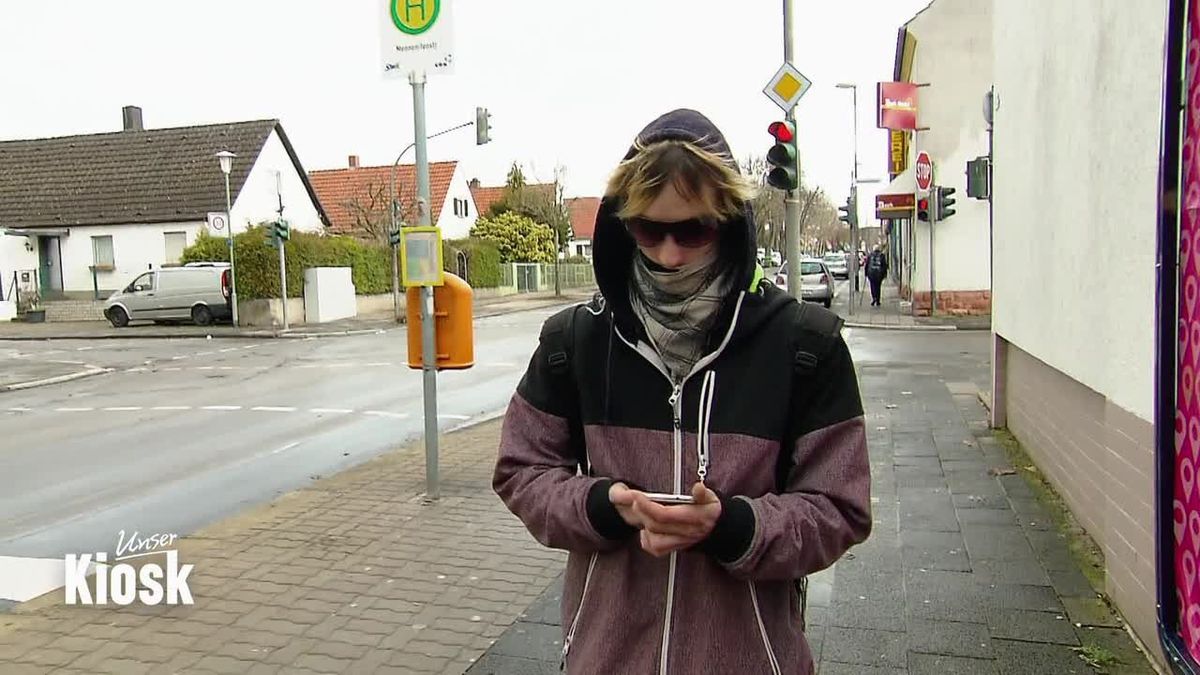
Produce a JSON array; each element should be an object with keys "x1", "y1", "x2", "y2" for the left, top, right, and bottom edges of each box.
[{"x1": 629, "y1": 251, "x2": 730, "y2": 382}]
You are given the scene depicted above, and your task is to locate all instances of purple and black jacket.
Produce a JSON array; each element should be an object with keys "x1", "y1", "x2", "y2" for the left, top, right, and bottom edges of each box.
[{"x1": 494, "y1": 110, "x2": 871, "y2": 675}]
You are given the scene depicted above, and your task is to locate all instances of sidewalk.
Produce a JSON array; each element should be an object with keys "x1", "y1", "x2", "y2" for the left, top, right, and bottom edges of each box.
[
  {"x1": 839, "y1": 277, "x2": 991, "y2": 331},
  {"x1": 0, "y1": 289, "x2": 596, "y2": 341},
  {"x1": 465, "y1": 338, "x2": 1154, "y2": 674},
  {"x1": 0, "y1": 419, "x2": 566, "y2": 675}
]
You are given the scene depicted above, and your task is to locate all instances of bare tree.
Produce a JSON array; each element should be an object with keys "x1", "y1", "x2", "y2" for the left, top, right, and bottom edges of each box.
[
  {"x1": 741, "y1": 155, "x2": 843, "y2": 257},
  {"x1": 340, "y1": 178, "x2": 419, "y2": 244}
]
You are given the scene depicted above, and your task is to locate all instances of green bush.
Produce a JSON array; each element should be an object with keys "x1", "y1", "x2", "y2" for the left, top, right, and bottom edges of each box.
[
  {"x1": 445, "y1": 237, "x2": 503, "y2": 288},
  {"x1": 470, "y1": 212, "x2": 555, "y2": 263},
  {"x1": 182, "y1": 227, "x2": 392, "y2": 300}
]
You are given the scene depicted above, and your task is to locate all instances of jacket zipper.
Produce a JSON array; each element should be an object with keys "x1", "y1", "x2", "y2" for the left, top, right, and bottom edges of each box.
[
  {"x1": 748, "y1": 581, "x2": 782, "y2": 675},
  {"x1": 612, "y1": 292, "x2": 748, "y2": 675},
  {"x1": 560, "y1": 552, "x2": 599, "y2": 671}
]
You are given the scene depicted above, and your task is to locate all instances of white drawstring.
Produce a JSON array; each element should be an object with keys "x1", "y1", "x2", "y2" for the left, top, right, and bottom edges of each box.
[{"x1": 696, "y1": 370, "x2": 716, "y2": 484}]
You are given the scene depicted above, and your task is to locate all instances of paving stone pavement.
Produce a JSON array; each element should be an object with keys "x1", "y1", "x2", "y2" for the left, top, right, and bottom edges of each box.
[
  {"x1": 0, "y1": 420, "x2": 566, "y2": 674},
  {"x1": 464, "y1": 341, "x2": 1156, "y2": 675}
]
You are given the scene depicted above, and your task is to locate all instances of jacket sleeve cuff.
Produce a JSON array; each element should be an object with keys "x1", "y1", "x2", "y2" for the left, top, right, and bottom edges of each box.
[
  {"x1": 586, "y1": 479, "x2": 638, "y2": 541},
  {"x1": 697, "y1": 494, "x2": 756, "y2": 563}
]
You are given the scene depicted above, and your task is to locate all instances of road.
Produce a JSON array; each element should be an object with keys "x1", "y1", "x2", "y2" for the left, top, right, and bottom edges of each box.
[{"x1": 0, "y1": 305, "x2": 562, "y2": 576}]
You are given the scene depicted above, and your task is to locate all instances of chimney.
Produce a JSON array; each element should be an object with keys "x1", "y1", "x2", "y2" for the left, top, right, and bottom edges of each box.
[
  {"x1": 348, "y1": 155, "x2": 360, "y2": 169},
  {"x1": 122, "y1": 105, "x2": 144, "y2": 132},
  {"x1": 469, "y1": 178, "x2": 481, "y2": 189}
]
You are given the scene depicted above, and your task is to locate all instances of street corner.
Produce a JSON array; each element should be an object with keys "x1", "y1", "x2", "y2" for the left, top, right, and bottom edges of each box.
[{"x1": 0, "y1": 358, "x2": 110, "y2": 392}]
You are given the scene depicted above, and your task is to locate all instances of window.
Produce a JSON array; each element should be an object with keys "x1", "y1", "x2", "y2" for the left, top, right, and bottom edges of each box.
[
  {"x1": 129, "y1": 272, "x2": 155, "y2": 292},
  {"x1": 91, "y1": 235, "x2": 115, "y2": 269},
  {"x1": 452, "y1": 198, "x2": 470, "y2": 217},
  {"x1": 164, "y1": 231, "x2": 187, "y2": 264}
]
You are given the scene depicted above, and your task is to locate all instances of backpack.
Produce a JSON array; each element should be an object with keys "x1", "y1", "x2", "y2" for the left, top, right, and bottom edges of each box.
[
  {"x1": 866, "y1": 251, "x2": 885, "y2": 277},
  {"x1": 539, "y1": 291, "x2": 844, "y2": 631}
]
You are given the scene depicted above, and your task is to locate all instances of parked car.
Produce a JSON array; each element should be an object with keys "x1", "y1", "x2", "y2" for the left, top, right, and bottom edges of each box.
[
  {"x1": 773, "y1": 259, "x2": 836, "y2": 308},
  {"x1": 822, "y1": 252, "x2": 850, "y2": 279},
  {"x1": 104, "y1": 263, "x2": 232, "y2": 327}
]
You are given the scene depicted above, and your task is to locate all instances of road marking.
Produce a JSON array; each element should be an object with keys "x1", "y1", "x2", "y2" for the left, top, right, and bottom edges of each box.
[
  {"x1": 271, "y1": 441, "x2": 301, "y2": 455},
  {"x1": 163, "y1": 367, "x2": 182, "y2": 372},
  {"x1": 6, "y1": 407, "x2": 31, "y2": 412},
  {"x1": 195, "y1": 366, "x2": 215, "y2": 371},
  {"x1": 437, "y1": 414, "x2": 471, "y2": 421},
  {"x1": 311, "y1": 408, "x2": 354, "y2": 414},
  {"x1": 103, "y1": 406, "x2": 143, "y2": 412},
  {"x1": 171, "y1": 356, "x2": 186, "y2": 361},
  {"x1": 201, "y1": 405, "x2": 242, "y2": 411},
  {"x1": 242, "y1": 345, "x2": 259, "y2": 350},
  {"x1": 75, "y1": 347, "x2": 94, "y2": 352},
  {"x1": 363, "y1": 411, "x2": 409, "y2": 419},
  {"x1": 54, "y1": 407, "x2": 94, "y2": 412},
  {"x1": 219, "y1": 347, "x2": 240, "y2": 353},
  {"x1": 252, "y1": 406, "x2": 296, "y2": 413},
  {"x1": 152, "y1": 405, "x2": 192, "y2": 411},
  {"x1": 50, "y1": 360, "x2": 88, "y2": 366},
  {"x1": 124, "y1": 367, "x2": 150, "y2": 373},
  {"x1": 195, "y1": 352, "x2": 214, "y2": 357}
]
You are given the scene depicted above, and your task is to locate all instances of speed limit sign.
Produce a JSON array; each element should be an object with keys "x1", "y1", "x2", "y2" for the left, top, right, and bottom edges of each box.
[{"x1": 207, "y1": 212, "x2": 228, "y2": 232}]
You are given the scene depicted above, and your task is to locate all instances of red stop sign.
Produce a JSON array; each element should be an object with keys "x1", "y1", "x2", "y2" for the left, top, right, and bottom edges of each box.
[{"x1": 915, "y1": 151, "x2": 933, "y2": 192}]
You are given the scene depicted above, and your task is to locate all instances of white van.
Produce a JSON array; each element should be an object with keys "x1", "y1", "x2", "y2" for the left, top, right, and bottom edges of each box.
[{"x1": 104, "y1": 263, "x2": 232, "y2": 327}]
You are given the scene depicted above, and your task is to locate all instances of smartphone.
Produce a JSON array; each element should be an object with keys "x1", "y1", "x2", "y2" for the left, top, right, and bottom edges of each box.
[{"x1": 642, "y1": 492, "x2": 696, "y2": 505}]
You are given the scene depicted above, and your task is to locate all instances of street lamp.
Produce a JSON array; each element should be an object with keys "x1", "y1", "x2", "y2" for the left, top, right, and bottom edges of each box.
[
  {"x1": 215, "y1": 151, "x2": 239, "y2": 326},
  {"x1": 836, "y1": 83, "x2": 862, "y2": 314}
]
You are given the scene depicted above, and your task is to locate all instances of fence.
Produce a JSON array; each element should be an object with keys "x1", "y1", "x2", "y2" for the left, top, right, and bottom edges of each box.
[{"x1": 501, "y1": 263, "x2": 595, "y2": 293}]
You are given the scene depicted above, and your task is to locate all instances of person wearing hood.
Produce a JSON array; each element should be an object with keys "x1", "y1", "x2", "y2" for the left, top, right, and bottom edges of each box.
[{"x1": 493, "y1": 109, "x2": 871, "y2": 675}]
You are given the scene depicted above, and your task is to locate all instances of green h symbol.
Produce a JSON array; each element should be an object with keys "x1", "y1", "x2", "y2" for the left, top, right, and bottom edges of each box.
[{"x1": 405, "y1": 0, "x2": 427, "y2": 23}]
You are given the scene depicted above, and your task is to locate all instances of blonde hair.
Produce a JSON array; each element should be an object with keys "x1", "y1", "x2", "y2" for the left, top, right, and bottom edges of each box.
[{"x1": 605, "y1": 139, "x2": 756, "y2": 222}]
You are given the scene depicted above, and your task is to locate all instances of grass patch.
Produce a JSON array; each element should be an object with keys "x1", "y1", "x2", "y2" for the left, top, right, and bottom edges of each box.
[
  {"x1": 991, "y1": 429, "x2": 1107, "y2": 591},
  {"x1": 1074, "y1": 644, "x2": 1120, "y2": 672}
]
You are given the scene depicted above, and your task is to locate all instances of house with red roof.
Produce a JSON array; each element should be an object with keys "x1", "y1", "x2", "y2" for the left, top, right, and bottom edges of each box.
[
  {"x1": 565, "y1": 197, "x2": 601, "y2": 260},
  {"x1": 309, "y1": 156, "x2": 478, "y2": 241}
]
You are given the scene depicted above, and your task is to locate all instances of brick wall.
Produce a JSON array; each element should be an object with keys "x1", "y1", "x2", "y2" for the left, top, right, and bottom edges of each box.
[
  {"x1": 43, "y1": 300, "x2": 106, "y2": 322},
  {"x1": 912, "y1": 290, "x2": 992, "y2": 316},
  {"x1": 1003, "y1": 340, "x2": 1159, "y2": 656}
]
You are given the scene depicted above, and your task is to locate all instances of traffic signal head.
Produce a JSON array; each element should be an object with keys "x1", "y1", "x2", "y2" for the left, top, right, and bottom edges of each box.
[
  {"x1": 917, "y1": 197, "x2": 931, "y2": 222},
  {"x1": 838, "y1": 196, "x2": 854, "y2": 226},
  {"x1": 476, "y1": 107, "x2": 492, "y2": 145},
  {"x1": 937, "y1": 186, "x2": 957, "y2": 220},
  {"x1": 388, "y1": 228, "x2": 401, "y2": 247},
  {"x1": 274, "y1": 219, "x2": 291, "y2": 243},
  {"x1": 766, "y1": 120, "x2": 798, "y2": 191}
]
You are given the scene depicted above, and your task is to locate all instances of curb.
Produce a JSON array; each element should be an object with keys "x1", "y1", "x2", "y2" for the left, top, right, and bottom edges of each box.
[
  {"x1": 1, "y1": 366, "x2": 112, "y2": 392},
  {"x1": 844, "y1": 321, "x2": 958, "y2": 332}
]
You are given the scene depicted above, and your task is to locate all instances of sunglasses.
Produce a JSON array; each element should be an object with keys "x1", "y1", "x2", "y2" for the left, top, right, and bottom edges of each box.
[{"x1": 624, "y1": 216, "x2": 720, "y2": 248}]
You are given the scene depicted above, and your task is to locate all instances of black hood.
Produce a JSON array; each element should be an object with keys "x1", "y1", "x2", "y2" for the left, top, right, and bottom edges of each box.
[{"x1": 591, "y1": 109, "x2": 760, "y2": 337}]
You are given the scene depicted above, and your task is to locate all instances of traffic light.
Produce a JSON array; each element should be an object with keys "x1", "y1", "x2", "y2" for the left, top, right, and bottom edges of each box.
[
  {"x1": 966, "y1": 157, "x2": 990, "y2": 199},
  {"x1": 765, "y1": 120, "x2": 798, "y2": 191},
  {"x1": 476, "y1": 107, "x2": 492, "y2": 145},
  {"x1": 917, "y1": 196, "x2": 931, "y2": 222},
  {"x1": 273, "y1": 219, "x2": 290, "y2": 243},
  {"x1": 937, "y1": 186, "x2": 957, "y2": 220},
  {"x1": 838, "y1": 195, "x2": 856, "y2": 227},
  {"x1": 388, "y1": 228, "x2": 401, "y2": 247}
]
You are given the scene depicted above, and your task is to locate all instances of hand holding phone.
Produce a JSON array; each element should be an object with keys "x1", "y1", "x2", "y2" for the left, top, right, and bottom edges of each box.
[{"x1": 641, "y1": 492, "x2": 696, "y2": 505}]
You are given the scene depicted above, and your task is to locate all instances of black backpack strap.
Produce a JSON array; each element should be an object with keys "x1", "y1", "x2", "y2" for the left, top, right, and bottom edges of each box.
[
  {"x1": 539, "y1": 305, "x2": 587, "y2": 474},
  {"x1": 781, "y1": 301, "x2": 844, "y2": 633}
]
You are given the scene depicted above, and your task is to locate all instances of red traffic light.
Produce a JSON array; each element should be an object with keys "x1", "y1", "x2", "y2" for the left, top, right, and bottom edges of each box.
[
  {"x1": 768, "y1": 121, "x2": 795, "y2": 143},
  {"x1": 917, "y1": 198, "x2": 929, "y2": 209}
]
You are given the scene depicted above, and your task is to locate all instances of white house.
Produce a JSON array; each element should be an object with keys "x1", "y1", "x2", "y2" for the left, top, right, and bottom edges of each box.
[
  {"x1": 565, "y1": 197, "x2": 600, "y2": 259},
  {"x1": 878, "y1": 0, "x2": 993, "y2": 316},
  {"x1": 309, "y1": 157, "x2": 478, "y2": 241},
  {"x1": 0, "y1": 106, "x2": 329, "y2": 302}
]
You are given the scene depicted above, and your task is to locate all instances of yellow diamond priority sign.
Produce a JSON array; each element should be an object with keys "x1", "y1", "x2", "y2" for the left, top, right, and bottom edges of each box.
[{"x1": 763, "y1": 63, "x2": 813, "y2": 112}]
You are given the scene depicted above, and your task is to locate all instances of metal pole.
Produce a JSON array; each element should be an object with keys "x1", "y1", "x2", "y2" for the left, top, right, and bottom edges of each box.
[
  {"x1": 278, "y1": 239, "x2": 288, "y2": 330},
  {"x1": 554, "y1": 227, "x2": 561, "y2": 297},
  {"x1": 783, "y1": 0, "x2": 802, "y2": 300},
  {"x1": 930, "y1": 185, "x2": 938, "y2": 315},
  {"x1": 848, "y1": 86, "x2": 860, "y2": 316},
  {"x1": 411, "y1": 69, "x2": 439, "y2": 500},
  {"x1": 224, "y1": 173, "x2": 238, "y2": 326}
]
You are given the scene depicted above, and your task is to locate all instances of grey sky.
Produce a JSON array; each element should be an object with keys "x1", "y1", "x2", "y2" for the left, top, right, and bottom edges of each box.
[{"x1": 0, "y1": 0, "x2": 930, "y2": 222}]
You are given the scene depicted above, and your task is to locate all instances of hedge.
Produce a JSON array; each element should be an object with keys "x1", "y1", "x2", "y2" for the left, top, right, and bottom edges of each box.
[
  {"x1": 444, "y1": 237, "x2": 503, "y2": 288},
  {"x1": 181, "y1": 227, "x2": 392, "y2": 300}
]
